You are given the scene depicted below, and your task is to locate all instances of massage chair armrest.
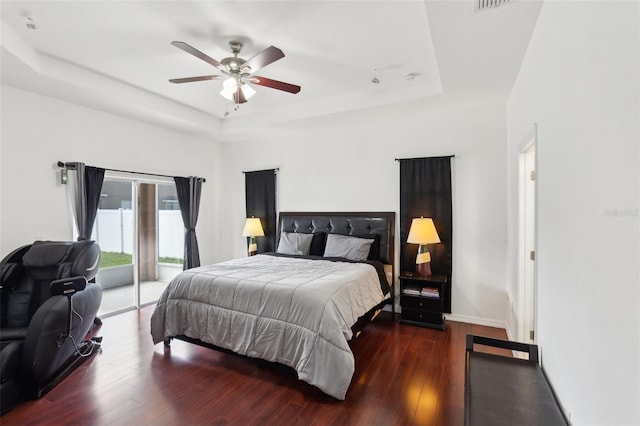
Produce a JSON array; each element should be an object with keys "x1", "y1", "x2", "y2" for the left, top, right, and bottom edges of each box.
[
  {"x1": 50, "y1": 276, "x2": 87, "y2": 296},
  {"x1": 20, "y1": 283, "x2": 102, "y2": 388}
]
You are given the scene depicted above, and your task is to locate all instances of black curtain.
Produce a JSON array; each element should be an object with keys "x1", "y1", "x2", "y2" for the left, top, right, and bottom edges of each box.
[
  {"x1": 174, "y1": 176, "x2": 202, "y2": 270},
  {"x1": 245, "y1": 169, "x2": 277, "y2": 253},
  {"x1": 71, "y1": 163, "x2": 105, "y2": 241},
  {"x1": 82, "y1": 166, "x2": 105, "y2": 240},
  {"x1": 400, "y1": 156, "x2": 453, "y2": 312}
]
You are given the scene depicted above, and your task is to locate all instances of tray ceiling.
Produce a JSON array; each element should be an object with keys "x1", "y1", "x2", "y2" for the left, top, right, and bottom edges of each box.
[{"x1": 0, "y1": 1, "x2": 542, "y2": 141}]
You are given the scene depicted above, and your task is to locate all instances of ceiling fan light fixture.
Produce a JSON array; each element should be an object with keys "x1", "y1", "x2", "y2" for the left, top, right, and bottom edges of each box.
[
  {"x1": 170, "y1": 40, "x2": 301, "y2": 107},
  {"x1": 219, "y1": 77, "x2": 255, "y2": 102},
  {"x1": 241, "y1": 83, "x2": 256, "y2": 100},
  {"x1": 220, "y1": 88, "x2": 234, "y2": 101},
  {"x1": 220, "y1": 77, "x2": 239, "y2": 101},
  {"x1": 222, "y1": 76, "x2": 238, "y2": 90}
]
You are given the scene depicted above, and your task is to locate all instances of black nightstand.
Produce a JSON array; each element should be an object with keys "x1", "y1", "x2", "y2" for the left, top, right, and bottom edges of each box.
[{"x1": 399, "y1": 274, "x2": 447, "y2": 330}]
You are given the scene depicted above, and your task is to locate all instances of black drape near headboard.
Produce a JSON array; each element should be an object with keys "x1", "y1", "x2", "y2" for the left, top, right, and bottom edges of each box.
[
  {"x1": 245, "y1": 169, "x2": 277, "y2": 253},
  {"x1": 400, "y1": 156, "x2": 453, "y2": 313}
]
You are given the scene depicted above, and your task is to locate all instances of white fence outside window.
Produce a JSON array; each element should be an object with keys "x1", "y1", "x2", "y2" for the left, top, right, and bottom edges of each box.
[{"x1": 91, "y1": 209, "x2": 183, "y2": 259}]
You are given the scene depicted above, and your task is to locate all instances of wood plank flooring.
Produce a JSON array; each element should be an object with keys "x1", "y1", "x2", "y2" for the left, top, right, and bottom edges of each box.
[{"x1": 2, "y1": 306, "x2": 507, "y2": 425}]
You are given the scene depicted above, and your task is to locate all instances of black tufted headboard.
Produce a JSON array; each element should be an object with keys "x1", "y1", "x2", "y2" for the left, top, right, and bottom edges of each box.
[{"x1": 278, "y1": 212, "x2": 395, "y2": 265}]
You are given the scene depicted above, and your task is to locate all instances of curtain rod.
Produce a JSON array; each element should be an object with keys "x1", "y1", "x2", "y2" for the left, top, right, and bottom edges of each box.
[
  {"x1": 57, "y1": 161, "x2": 206, "y2": 183},
  {"x1": 242, "y1": 168, "x2": 280, "y2": 174},
  {"x1": 395, "y1": 155, "x2": 455, "y2": 161}
]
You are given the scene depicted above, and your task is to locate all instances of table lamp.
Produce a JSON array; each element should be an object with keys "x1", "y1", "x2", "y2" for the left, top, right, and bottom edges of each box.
[
  {"x1": 407, "y1": 217, "x2": 441, "y2": 276},
  {"x1": 242, "y1": 217, "x2": 265, "y2": 256}
]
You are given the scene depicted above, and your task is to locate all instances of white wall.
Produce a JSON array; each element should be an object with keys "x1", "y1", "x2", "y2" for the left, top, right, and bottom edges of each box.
[
  {"x1": 507, "y1": 2, "x2": 639, "y2": 424},
  {"x1": 220, "y1": 103, "x2": 509, "y2": 325},
  {"x1": 0, "y1": 86, "x2": 223, "y2": 266}
]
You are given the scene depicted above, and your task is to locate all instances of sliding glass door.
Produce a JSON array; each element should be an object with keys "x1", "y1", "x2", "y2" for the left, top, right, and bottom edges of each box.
[
  {"x1": 94, "y1": 174, "x2": 183, "y2": 317},
  {"x1": 139, "y1": 182, "x2": 183, "y2": 306},
  {"x1": 94, "y1": 179, "x2": 135, "y2": 315}
]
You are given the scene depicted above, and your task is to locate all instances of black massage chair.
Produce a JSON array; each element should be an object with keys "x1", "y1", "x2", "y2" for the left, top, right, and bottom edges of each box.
[{"x1": 0, "y1": 240, "x2": 103, "y2": 415}]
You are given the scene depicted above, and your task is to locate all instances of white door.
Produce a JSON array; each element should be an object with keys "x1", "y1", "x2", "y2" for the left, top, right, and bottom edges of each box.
[
  {"x1": 523, "y1": 147, "x2": 536, "y2": 343},
  {"x1": 518, "y1": 132, "x2": 537, "y2": 344}
]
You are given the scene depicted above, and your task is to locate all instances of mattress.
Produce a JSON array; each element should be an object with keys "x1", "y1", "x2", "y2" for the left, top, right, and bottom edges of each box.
[{"x1": 150, "y1": 254, "x2": 388, "y2": 399}]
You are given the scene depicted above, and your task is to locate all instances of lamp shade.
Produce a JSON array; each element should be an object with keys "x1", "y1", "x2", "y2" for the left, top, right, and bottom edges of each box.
[
  {"x1": 407, "y1": 217, "x2": 441, "y2": 245},
  {"x1": 242, "y1": 217, "x2": 265, "y2": 237},
  {"x1": 241, "y1": 83, "x2": 256, "y2": 99},
  {"x1": 220, "y1": 77, "x2": 237, "y2": 101}
]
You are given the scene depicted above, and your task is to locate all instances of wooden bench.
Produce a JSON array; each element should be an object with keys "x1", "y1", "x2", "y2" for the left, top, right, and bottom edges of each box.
[{"x1": 464, "y1": 334, "x2": 568, "y2": 426}]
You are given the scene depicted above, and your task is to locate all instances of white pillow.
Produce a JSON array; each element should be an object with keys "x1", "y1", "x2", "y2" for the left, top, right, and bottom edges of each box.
[
  {"x1": 323, "y1": 234, "x2": 374, "y2": 261},
  {"x1": 276, "y1": 232, "x2": 314, "y2": 255}
]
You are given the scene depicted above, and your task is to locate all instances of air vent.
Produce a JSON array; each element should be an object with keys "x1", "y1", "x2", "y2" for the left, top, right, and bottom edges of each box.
[{"x1": 476, "y1": 0, "x2": 512, "y2": 10}]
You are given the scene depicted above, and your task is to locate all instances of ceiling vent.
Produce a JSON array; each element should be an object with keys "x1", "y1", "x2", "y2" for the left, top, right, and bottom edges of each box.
[{"x1": 476, "y1": 0, "x2": 512, "y2": 10}]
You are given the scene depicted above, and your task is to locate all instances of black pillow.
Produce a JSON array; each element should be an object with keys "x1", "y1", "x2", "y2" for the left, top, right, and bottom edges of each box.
[
  {"x1": 309, "y1": 232, "x2": 327, "y2": 257},
  {"x1": 363, "y1": 234, "x2": 381, "y2": 261}
]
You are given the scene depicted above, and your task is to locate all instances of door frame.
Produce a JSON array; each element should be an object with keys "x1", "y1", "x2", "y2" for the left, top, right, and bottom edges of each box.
[{"x1": 518, "y1": 124, "x2": 538, "y2": 344}]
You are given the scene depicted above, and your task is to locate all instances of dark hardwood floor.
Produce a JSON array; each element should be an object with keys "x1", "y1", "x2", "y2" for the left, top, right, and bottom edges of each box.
[{"x1": 3, "y1": 306, "x2": 507, "y2": 425}]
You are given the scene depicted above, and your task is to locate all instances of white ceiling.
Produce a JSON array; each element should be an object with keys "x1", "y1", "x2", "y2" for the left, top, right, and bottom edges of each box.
[{"x1": 0, "y1": 1, "x2": 542, "y2": 141}]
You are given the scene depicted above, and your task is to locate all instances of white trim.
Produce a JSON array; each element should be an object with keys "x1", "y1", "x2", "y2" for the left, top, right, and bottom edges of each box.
[
  {"x1": 445, "y1": 313, "x2": 507, "y2": 330},
  {"x1": 132, "y1": 181, "x2": 140, "y2": 308}
]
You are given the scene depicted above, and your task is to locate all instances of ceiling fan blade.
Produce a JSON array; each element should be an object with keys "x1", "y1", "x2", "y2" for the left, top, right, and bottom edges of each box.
[
  {"x1": 171, "y1": 41, "x2": 224, "y2": 70},
  {"x1": 249, "y1": 76, "x2": 301, "y2": 94},
  {"x1": 241, "y1": 46, "x2": 285, "y2": 73},
  {"x1": 169, "y1": 75, "x2": 223, "y2": 84}
]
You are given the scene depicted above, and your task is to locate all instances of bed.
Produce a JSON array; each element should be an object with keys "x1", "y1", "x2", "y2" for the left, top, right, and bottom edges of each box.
[{"x1": 150, "y1": 212, "x2": 395, "y2": 400}]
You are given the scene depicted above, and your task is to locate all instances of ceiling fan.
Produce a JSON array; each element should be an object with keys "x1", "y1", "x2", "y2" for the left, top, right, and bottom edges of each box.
[{"x1": 169, "y1": 40, "x2": 301, "y2": 104}]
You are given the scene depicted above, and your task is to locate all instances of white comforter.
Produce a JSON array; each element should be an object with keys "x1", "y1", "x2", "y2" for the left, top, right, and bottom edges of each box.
[{"x1": 150, "y1": 254, "x2": 387, "y2": 399}]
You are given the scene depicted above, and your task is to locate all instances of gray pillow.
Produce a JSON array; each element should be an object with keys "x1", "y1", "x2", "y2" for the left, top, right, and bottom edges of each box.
[
  {"x1": 323, "y1": 234, "x2": 374, "y2": 261},
  {"x1": 276, "y1": 232, "x2": 314, "y2": 255}
]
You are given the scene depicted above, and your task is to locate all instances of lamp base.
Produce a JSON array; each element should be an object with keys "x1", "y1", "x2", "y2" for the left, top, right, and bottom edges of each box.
[
  {"x1": 415, "y1": 261, "x2": 433, "y2": 277},
  {"x1": 248, "y1": 239, "x2": 257, "y2": 257},
  {"x1": 415, "y1": 246, "x2": 433, "y2": 276}
]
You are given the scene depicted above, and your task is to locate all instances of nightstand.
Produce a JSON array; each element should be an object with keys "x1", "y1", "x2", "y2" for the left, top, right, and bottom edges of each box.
[{"x1": 399, "y1": 274, "x2": 447, "y2": 330}]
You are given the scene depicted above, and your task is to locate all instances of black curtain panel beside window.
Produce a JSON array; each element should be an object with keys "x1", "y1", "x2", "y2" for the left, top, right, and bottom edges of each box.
[
  {"x1": 174, "y1": 176, "x2": 202, "y2": 270},
  {"x1": 69, "y1": 162, "x2": 105, "y2": 241},
  {"x1": 245, "y1": 169, "x2": 277, "y2": 253},
  {"x1": 399, "y1": 156, "x2": 453, "y2": 313},
  {"x1": 83, "y1": 166, "x2": 105, "y2": 240}
]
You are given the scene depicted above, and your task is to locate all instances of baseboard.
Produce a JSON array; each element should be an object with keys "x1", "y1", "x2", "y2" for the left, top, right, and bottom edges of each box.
[{"x1": 445, "y1": 313, "x2": 507, "y2": 330}]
